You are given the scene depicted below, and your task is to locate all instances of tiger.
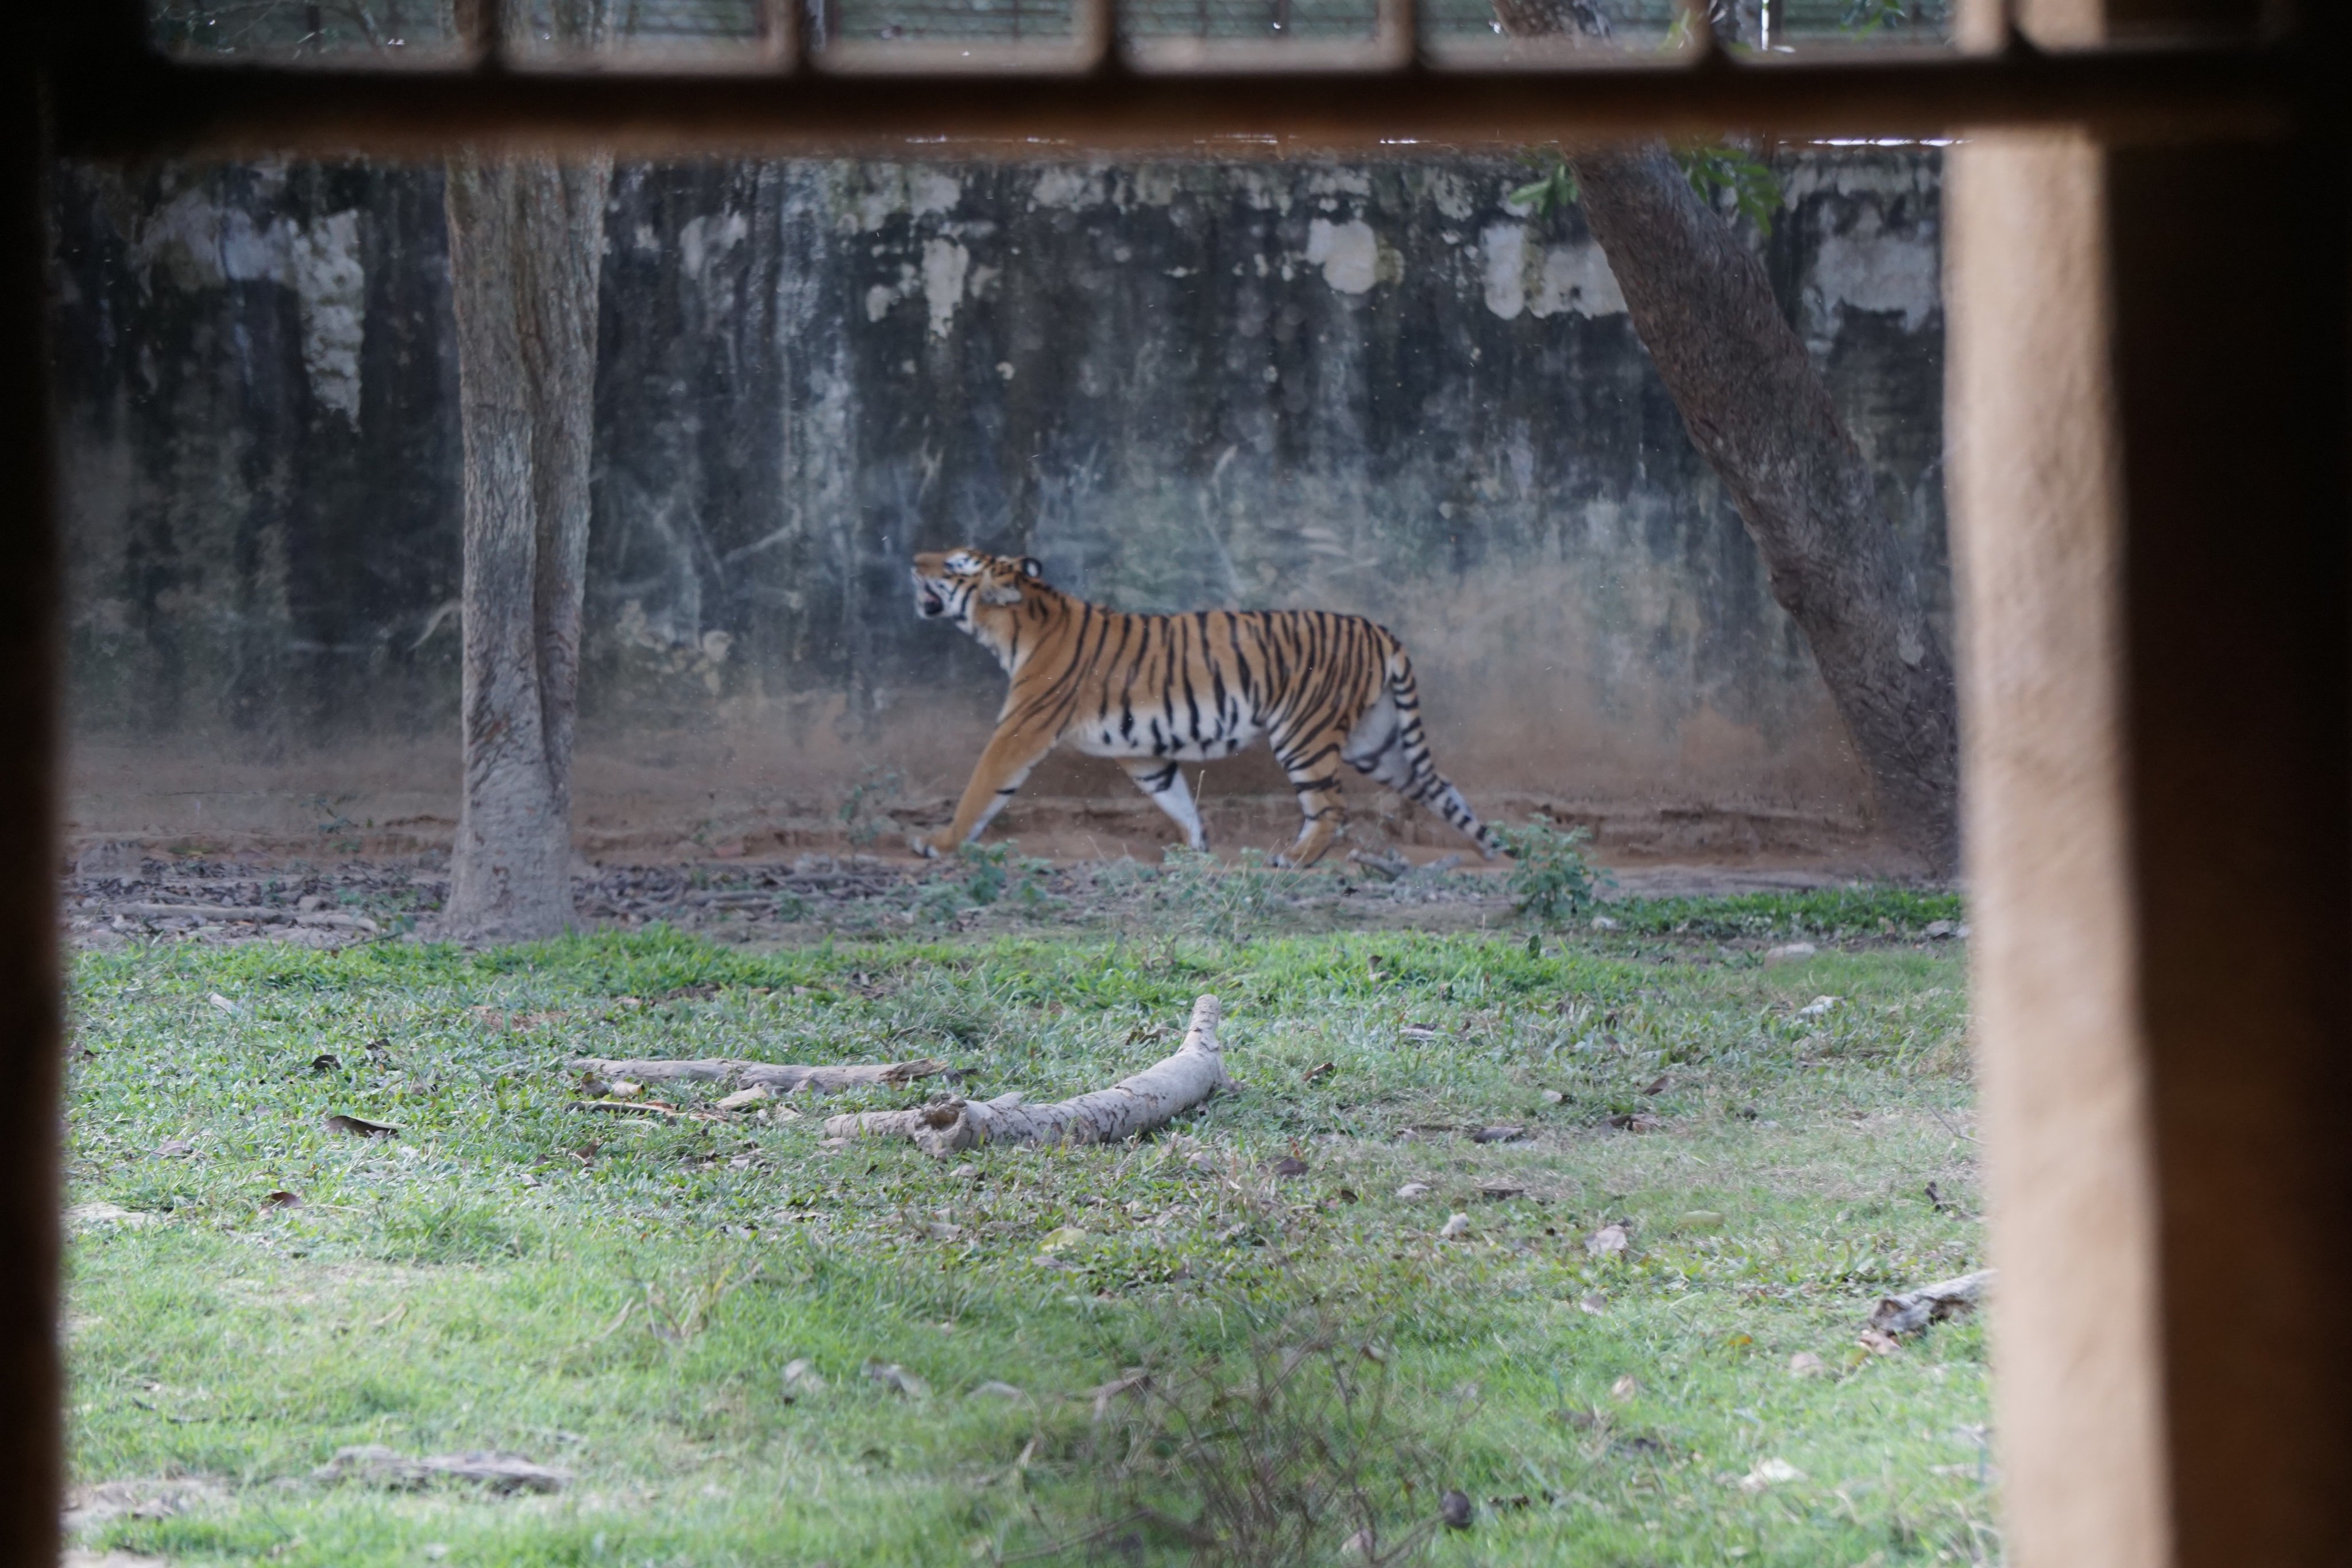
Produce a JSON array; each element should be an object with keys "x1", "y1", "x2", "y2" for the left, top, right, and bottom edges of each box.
[{"x1": 907, "y1": 547, "x2": 1501, "y2": 867}]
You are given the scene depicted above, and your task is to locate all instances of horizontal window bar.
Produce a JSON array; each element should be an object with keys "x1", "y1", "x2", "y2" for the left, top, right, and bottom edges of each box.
[{"x1": 51, "y1": 38, "x2": 2294, "y2": 157}]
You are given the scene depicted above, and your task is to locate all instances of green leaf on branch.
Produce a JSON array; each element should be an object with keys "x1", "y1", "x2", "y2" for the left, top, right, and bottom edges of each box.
[
  {"x1": 1672, "y1": 145, "x2": 1783, "y2": 238},
  {"x1": 1509, "y1": 155, "x2": 1580, "y2": 220}
]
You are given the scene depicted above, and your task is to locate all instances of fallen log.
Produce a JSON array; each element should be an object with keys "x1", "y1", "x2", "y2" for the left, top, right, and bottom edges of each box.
[
  {"x1": 567, "y1": 1055, "x2": 948, "y2": 1094},
  {"x1": 825, "y1": 994, "x2": 1231, "y2": 1158},
  {"x1": 1869, "y1": 1269, "x2": 1994, "y2": 1336}
]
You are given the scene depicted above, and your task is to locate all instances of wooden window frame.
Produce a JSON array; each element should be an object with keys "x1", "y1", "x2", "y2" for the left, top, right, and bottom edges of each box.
[{"x1": 3, "y1": 5, "x2": 2344, "y2": 1565}]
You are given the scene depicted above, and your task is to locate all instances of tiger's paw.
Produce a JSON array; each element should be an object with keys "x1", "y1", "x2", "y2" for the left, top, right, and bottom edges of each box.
[{"x1": 910, "y1": 832, "x2": 950, "y2": 859}]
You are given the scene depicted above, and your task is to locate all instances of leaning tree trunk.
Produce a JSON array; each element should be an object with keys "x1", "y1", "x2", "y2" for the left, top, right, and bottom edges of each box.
[
  {"x1": 439, "y1": 155, "x2": 611, "y2": 940},
  {"x1": 1495, "y1": 2, "x2": 1960, "y2": 872}
]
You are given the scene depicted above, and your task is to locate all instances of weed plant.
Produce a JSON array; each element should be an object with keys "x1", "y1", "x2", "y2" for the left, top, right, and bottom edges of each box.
[{"x1": 1489, "y1": 817, "x2": 1613, "y2": 924}]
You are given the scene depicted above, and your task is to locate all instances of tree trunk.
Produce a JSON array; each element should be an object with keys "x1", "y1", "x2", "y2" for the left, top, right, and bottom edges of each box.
[
  {"x1": 439, "y1": 155, "x2": 611, "y2": 940},
  {"x1": 1566, "y1": 148, "x2": 1960, "y2": 871},
  {"x1": 1497, "y1": 0, "x2": 1958, "y2": 874}
]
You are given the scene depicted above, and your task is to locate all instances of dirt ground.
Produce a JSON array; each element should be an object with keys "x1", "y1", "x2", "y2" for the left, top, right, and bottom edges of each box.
[{"x1": 58, "y1": 840, "x2": 1903, "y2": 952}]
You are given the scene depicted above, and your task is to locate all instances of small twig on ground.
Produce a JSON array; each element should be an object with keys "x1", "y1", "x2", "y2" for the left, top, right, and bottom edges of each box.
[{"x1": 1925, "y1": 1107, "x2": 1979, "y2": 1144}]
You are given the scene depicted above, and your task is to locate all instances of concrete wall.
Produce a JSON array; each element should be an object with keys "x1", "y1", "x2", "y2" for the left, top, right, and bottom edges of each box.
[{"x1": 53, "y1": 148, "x2": 1947, "y2": 864}]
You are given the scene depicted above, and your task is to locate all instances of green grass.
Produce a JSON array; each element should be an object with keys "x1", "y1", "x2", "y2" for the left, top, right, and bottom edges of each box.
[{"x1": 66, "y1": 900, "x2": 1989, "y2": 1566}]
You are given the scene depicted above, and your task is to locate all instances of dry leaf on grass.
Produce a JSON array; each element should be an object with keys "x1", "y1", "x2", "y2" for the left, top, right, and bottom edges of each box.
[
  {"x1": 1439, "y1": 1489, "x2": 1474, "y2": 1530},
  {"x1": 1469, "y1": 1124, "x2": 1526, "y2": 1144},
  {"x1": 1395, "y1": 1181, "x2": 1432, "y2": 1199},
  {"x1": 781, "y1": 1359, "x2": 827, "y2": 1400},
  {"x1": 1267, "y1": 1156, "x2": 1309, "y2": 1178},
  {"x1": 1641, "y1": 1075, "x2": 1669, "y2": 1095},
  {"x1": 1478, "y1": 1183, "x2": 1526, "y2": 1201},
  {"x1": 1857, "y1": 1328, "x2": 1903, "y2": 1356},
  {"x1": 1605, "y1": 1112, "x2": 1664, "y2": 1133},
  {"x1": 1088, "y1": 1372, "x2": 1148, "y2": 1419},
  {"x1": 1437, "y1": 1212, "x2": 1471, "y2": 1239},
  {"x1": 1737, "y1": 1457, "x2": 1805, "y2": 1493},
  {"x1": 1302, "y1": 1061, "x2": 1335, "y2": 1083},
  {"x1": 1796, "y1": 995, "x2": 1841, "y2": 1019},
  {"x1": 1577, "y1": 1291, "x2": 1606, "y2": 1316},
  {"x1": 864, "y1": 1361, "x2": 928, "y2": 1399},
  {"x1": 1609, "y1": 1374, "x2": 1640, "y2": 1400},
  {"x1": 260, "y1": 1189, "x2": 302, "y2": 1209},
  {"x1": 1584, "y1": 1222, "x2": 1632, "y2": 1258},
  {"x1": 66, "y1": 1202, "x2": 162, "y2": 1230},
  {"x1": 1788, "y1": 1351, "x2": 1828, "y2": 1377},
  {"x1": 322, "y1": 1114, "x2": 398, "y2": 1138}
]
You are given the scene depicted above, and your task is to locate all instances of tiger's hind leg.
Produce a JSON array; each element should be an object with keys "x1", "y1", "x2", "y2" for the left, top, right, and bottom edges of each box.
[
  {"x1": 1122, "y1": 759, "x2": 1207, "y2": 852},
  {"x1": 1342, "y1": 686, "x2": 1502, "y2": 860},
  {"x1": 1270, "y1": 724, "x2": 1350, "y2": 868}
]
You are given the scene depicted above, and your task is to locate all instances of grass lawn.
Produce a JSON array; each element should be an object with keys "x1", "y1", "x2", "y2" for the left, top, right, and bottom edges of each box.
[{"x1": 65, "y1": 888, "x2": 1990, "y2": 1566}]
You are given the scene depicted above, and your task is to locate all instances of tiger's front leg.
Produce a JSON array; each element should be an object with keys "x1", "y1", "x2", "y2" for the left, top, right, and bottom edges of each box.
[{"x1": 912, "y1": 723, "x2": 1060, "y2": 858}]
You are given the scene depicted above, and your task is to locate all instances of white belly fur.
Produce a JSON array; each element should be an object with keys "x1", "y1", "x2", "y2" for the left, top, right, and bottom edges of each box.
[{"x1": 1068, "y1": 719, "x2": 1264, "y2": 762}]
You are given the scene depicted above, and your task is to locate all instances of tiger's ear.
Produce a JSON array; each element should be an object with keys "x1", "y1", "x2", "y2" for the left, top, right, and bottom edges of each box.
[{"x1": 1018, "y1": 557, "x2": 1044, "y2": 580}]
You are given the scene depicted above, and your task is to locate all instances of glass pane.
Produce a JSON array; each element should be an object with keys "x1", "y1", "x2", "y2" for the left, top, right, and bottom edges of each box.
[
  {"x1": 56, "y1": 130, "x2": 1967, "y2": 1568},
  {"x1": 1420, "y1": 0, "x2": 1693, "y2": 63},
  {"x1": 150, "y1": 0, "x2": 459, "y2": 58},
  {"x1": 1747, "y1": 0, "x2": 1955, "y2": 51},
  {"x1": 1122, "y1": 0, "x2": 1380, "y2": 44},
  {"x1": 517, "y1": 0, "x2": 766, "y2": 45},
  {"x1": 823, "y1": 0, "x2": 1077, "y2": 44}
]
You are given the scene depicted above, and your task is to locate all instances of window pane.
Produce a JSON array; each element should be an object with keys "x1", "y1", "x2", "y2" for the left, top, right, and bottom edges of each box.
[{"x1": 150, "y1": 0, "x2": 459, "y2": 58}]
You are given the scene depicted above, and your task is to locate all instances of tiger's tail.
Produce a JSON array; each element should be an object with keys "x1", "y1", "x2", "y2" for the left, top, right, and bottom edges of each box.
[{"x1": 1357, "y1": 642, "x2": 1503, "y2": 861}]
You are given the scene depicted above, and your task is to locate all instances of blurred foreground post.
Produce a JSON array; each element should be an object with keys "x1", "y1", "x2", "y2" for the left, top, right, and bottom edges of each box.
[{"x1": 1949, "y1": 69, "x2": 2352, "y2": 1568}]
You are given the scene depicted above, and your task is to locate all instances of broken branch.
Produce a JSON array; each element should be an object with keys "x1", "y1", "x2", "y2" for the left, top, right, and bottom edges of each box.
[
  {"x1": 825, "y1": 994, "x2": 1231, "y2": 1158},
  {"x1": 1868, "y1": 1269, "x2": 1994, "y2": 1336},
  {"x1": 567, "y1": 1055, "x2": 948, "y2": 1094}
]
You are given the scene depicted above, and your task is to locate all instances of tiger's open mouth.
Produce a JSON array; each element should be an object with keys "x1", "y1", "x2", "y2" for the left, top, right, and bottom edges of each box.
[{"x1": 917, "y1": 586, "x2": 947, "y2": 618}]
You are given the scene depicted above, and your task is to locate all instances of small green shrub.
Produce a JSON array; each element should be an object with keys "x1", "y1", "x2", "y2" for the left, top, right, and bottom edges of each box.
[
  {"x1": 957, "y1": 841, "x2": 1012, "y2": 906},
  {"x1": 1490, "y1": 816, "x2": 1612, "y2": 924},
  {"x1": 835, "y1": 764, "x2": 907, "y2": 848}
]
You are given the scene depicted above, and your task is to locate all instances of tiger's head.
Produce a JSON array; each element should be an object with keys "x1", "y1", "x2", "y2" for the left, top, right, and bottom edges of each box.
[{"x1": 910, "y1": 548, "x2": 1048, "y2": 631}]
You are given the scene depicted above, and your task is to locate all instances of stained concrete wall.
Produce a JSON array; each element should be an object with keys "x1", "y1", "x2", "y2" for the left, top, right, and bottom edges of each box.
[{"x1": 53, "y1": 149, "x2": 1947, "y2": 864}]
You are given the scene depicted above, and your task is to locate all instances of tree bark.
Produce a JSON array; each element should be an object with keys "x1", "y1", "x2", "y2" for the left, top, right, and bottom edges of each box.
[
  {"x1": 1567, "y1": 148, "x2": 1960, "y2": 870},
  {"x1": 439, "y1": 153, "x2": 610, "y2": 940}
]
